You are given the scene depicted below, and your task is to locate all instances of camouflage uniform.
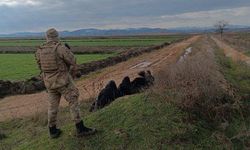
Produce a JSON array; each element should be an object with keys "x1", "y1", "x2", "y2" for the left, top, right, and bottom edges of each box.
[{"x1": 35, "y1": 28, "x2": 81, "y2": 127}]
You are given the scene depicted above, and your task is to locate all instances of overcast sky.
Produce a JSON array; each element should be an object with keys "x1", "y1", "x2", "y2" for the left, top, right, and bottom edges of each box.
[{"x1": 0, "y1": 0, "x2": 250, "y2": 34}]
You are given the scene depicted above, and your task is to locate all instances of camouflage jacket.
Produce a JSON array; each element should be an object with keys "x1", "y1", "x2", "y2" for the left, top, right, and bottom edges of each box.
[{"x1": 35, "y1": 41, "x2": 77, "y2": 90}]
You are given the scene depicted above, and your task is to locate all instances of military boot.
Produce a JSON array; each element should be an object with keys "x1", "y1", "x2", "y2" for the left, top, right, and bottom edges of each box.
[
  {"x1": 75, "y1": 120, "x2": 97, "y2": 137},
  {"x1": 49, "y1": 126, "x2": 62, "y2": 139}
]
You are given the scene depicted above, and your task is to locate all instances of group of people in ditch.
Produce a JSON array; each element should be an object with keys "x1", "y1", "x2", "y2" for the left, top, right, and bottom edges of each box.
[{"x1": 35, "y1": 28, "x2": 154, "y2": 138}]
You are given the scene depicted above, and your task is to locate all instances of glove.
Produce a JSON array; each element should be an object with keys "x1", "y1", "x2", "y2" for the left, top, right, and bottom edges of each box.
[{"x1": 70, "y1": 65, "x2": 81, "y2": 79}]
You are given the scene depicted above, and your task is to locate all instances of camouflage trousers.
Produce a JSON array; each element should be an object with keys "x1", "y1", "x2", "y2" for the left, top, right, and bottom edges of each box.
[{"x1": 47, "y1": 82, "x2": 81, "y2": 127}]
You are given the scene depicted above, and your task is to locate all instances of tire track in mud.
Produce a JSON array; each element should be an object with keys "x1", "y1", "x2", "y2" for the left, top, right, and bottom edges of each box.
[
  {"x1": 0, "y1": 36, "x2": 200, "y2": 121},
  {"x1": 211, "y1": 36, "x2": 250, "y2": 65}
]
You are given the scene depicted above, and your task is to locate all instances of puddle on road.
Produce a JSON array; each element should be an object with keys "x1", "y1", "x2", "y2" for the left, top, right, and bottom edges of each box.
[
  {"x1": 178, "y1": 47, "x2": 192, "y2": 63},
  {"x1": 130, "y1": 47, "x2": 192, "y2": 69},
  {"x1": 130, "y1": 61, "x2": 152, "y2": 69}
]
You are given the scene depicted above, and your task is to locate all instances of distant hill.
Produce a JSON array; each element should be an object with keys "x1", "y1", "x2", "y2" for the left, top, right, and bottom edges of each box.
[
  {"x1": 1, "y1": 26, "x2": 250, "y2": 38},
  {"x1": 0, "y1": 28, "x2": 169, "y2": 38}
]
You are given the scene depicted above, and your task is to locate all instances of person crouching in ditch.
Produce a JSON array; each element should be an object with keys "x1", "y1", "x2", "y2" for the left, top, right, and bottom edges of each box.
[{"x1": 35, "y1": 28, "x2": 96, "y2": 138}]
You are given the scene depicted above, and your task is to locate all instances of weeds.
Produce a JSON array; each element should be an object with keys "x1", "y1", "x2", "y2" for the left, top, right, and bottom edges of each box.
[
  {"x1": 30, "y1": 111, "x2": 48, "y2": 127},
  {"x1": 151, "y1": 36, "x2": 250, "y2": 148},
  {"x1": 155, "y1": 40, "x2": 236, "y2": 125},
  {"x1": 0, "y1": 130, "x2": 6, "y2": 140}
]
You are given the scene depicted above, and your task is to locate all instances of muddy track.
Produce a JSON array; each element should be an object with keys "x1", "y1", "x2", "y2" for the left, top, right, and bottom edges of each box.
[
  {"x1": 0, "y1": 36, "x2": 200, "y2": 121},
  {"x1": 211, "y1": 36, "x2": 250, "y2": 65}
]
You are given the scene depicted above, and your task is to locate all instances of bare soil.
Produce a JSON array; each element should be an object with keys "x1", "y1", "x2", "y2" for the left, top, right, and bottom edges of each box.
[
  {"x1": 211, "y1": 36, "x2": 250, "y2": 65},
  {"x1": 0, "y1": 36, "x2": 200, "y2": 121}
]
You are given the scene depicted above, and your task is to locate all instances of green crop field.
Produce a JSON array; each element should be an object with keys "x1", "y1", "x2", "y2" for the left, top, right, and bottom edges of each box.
[
  {"x1": 0, "y1": 35, "x2": 185, "y2": 81},
  {"x1": 0, "y1": 53, "x2": 117, "y2": 81},
  {"x1": 0, "y1": 35, "x2": 183, "y2": 47}
]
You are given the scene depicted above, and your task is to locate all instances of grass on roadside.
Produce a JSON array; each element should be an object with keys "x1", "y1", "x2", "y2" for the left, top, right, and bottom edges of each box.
[
  {"x1": 244, "y1": 51, "x2": 250, "y2": 57},
  {"x1": 0, "y1": 93, "x2": 224, "y2": 150},
  {"x1": 215, "y1": 48, "x2": 250, "y2": 149},
  {"x1": 216, "y1": 48, "x2": 250, "y2": 98}
]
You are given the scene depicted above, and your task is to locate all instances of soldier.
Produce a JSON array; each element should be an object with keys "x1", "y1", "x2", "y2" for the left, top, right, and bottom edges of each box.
[{"x1": 35, "y1": 28, "x2": 96, "y2": 138}]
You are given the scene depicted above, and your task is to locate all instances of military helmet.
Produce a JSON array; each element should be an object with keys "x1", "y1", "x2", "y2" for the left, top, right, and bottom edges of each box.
[{"x1": 46, "y1": 28, "x2": 59, "y2": 42}]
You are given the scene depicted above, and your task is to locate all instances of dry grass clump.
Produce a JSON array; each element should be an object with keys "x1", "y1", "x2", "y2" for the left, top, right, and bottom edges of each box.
[
  {"x1": 223, "y1": 34, "x2": 250, "y2": 52},
  {"x1": 0, "y1": 130, "x2": 6, "y2": 140},
  {"x1": 154, "y1": 46, "x2": 237, "y2": 124}
]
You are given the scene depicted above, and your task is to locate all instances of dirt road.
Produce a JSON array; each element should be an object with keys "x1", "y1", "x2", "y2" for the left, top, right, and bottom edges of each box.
[
  {"x1": 0, "y1": 36, "x2": 200, "y2": 121},
  {"x1": 211, "y1": 36, "x2": 250, "y2": 65}
]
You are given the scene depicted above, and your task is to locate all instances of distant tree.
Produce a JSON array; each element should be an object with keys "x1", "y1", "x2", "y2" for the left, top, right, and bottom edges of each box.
[{"x1": 214, "y1": 20, "x2": 229, "y2": 38}]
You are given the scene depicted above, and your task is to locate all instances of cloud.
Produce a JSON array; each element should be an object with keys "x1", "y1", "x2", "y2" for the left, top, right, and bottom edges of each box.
[
  {"x1": 0, "y1": 0, "x2": 41, "y2": 7},
  {"x1": 0, "y1": 0, "x2": 250, "y2": 33},
  {"x1": 157, "y1": 6, "x2": 250, "y2": 28}
]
